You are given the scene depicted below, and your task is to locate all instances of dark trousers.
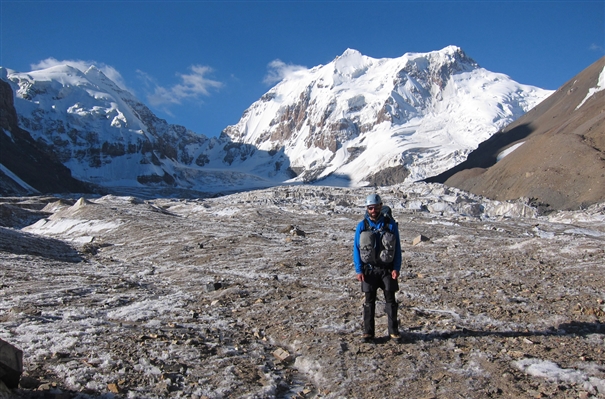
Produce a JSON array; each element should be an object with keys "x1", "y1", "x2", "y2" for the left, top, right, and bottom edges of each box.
[{"x1": 363, "y1": 287, "x2": 399, "y2": 337}]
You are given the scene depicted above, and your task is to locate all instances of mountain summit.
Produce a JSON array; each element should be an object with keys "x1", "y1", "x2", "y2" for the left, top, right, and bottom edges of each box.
[{"x1": 1, "y1": 46, "x2": 551, "y2": 195}]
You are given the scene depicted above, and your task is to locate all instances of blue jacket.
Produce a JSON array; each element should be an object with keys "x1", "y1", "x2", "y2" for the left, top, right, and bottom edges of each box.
[{"x1": 353, "y1": 213, "x2": 402, "y2": 274}]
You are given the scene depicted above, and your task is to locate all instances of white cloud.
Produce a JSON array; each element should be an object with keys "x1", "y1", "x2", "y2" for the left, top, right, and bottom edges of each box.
[
  {"x1": 30, "y1": 58, "x2": 129, "y2": 90},
  {"x1": 263, "y1": 59, "x2": 307, "y2": 85},
  {"x1": 141, "y1": 65, "x2": 223, "y2": 108},
  {"x1": 589, "y1": 43, "x2": 605, "y2": 54}
]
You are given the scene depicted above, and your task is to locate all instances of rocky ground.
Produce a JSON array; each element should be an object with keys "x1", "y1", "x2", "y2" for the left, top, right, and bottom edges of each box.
[{"x1": 0, "y1": 184, "x2": 604, "y2": 398}]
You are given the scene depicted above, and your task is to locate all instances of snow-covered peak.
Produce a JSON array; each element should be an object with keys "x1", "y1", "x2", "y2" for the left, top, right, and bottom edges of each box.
[
  {"x1": 16, "y1": 64, "x2": 89, "y2": 94},
  {"x1": 430, "y1": 45, "x2": 468, "y2": 61},
  {"x1": 225, "y1": 46, "x2": 552, "y2": 186},
  {"x1": 84, "y1": 65, "x2": 123, "y2": 93},
  {"x1": 4, "y1": 64, "x2": 222, "y2": 192},
  {"x1": 339, "y1": 48, "x2": 363, "y2": 58},
  {"x1": 333, "y1": 48, "x2": 373, "y2": 79}
]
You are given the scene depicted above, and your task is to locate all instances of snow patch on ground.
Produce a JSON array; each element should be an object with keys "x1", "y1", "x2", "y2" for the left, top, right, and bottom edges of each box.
[{"x1": 514, "y1": 358, "x2": 605, "y2": 395}]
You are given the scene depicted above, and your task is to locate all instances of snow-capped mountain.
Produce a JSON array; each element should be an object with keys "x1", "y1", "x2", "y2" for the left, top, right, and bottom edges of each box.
[
  {"x1": 224, "y1": 46, "x2": 552, "y2": 186},
  {"x1": 1, "y1": 65, "x2": 290, "y2": 195},
  {"x1": 1, "y1": 46, "x2": 552, "y2": 195}
]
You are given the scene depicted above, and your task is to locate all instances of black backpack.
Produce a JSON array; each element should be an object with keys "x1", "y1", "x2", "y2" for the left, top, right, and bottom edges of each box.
[{"x1": 359, "y1": 209, "x2": 396, "y2": 266}]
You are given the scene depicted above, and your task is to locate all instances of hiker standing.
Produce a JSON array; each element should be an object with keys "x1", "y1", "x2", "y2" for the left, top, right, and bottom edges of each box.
[{"x1": 353, "y1": 193, "x2": 402, "y2": 342}]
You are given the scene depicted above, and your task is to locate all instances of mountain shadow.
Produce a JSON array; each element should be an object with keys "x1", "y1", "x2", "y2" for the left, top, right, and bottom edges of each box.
[{"x1": 425, "y1": 123, "x2": 534, "y2": 183}]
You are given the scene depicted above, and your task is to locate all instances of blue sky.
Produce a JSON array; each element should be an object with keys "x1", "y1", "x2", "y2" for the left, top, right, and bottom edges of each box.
[{"x1": 1, "y1": 1, "x2": 604, "y2": 138}]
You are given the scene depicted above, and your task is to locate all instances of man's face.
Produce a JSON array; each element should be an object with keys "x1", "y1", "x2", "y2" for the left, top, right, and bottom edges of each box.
[{"x1": 367, "y1": 203, "x2": 382, "y2": 220}]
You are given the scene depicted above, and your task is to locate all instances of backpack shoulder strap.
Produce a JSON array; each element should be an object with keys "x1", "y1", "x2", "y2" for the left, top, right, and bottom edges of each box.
[{"x1": 381, "y1": 215, "x2": 392, "y2": 232}]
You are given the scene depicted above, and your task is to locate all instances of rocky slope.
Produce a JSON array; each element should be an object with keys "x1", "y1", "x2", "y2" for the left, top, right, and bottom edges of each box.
[
  {"x1": 0, "y1": 185, "x2": 603, "y2": 398},
  {"x1": 426, "y1": 56, "x2": 605, "y2": 210}
]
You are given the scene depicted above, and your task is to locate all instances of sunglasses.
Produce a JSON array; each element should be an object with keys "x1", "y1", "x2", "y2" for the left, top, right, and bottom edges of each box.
[{"x1": 367, "y1": 205, "x2": 381, "y2": 211}]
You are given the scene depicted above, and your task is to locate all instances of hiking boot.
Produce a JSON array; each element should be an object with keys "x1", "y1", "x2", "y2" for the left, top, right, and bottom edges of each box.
[
  {"x1": 389, "y1": 333, "x2": 401, "y2": 340},
  {"x1": 362, "y1": 334, "x2": 374, "y2": 342}
]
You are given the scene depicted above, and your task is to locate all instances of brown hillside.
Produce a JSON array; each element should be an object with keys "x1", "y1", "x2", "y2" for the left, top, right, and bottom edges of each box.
[{"x1": 428, "y1": 57, "x2": 605, "y2": 210}]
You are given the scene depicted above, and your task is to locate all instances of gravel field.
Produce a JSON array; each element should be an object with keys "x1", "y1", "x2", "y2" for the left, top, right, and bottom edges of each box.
[{"x1": 1, "y1": 183, "x2": 604, "y2": 398}]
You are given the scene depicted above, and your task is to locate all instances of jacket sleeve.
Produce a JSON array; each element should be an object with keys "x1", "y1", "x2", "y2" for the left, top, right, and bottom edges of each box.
[
  {"x1": 391, "y1": 220, "x2": 402, "y2": 272},
  {"x1": 352, "y1": 221, "x2": 364, "y2": 274}
]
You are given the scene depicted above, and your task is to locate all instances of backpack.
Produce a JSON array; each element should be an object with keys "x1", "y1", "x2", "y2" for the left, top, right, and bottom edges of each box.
[{"x1": 359, "y1": 210, "x2": 396, "y2": 266}]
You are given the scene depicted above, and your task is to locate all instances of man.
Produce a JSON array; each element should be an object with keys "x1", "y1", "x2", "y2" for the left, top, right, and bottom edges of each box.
[{"x1": 352, "y1": 193, "x2": 402, "y2": 342}]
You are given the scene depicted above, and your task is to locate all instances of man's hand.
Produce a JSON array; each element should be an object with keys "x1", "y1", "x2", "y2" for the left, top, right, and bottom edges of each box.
[
  {"x1": 391, "y1": 270, "x2": 399, "y2": 280},
  {"x1": 356, "y1": 273, "x2": 365, "y2": 282}
]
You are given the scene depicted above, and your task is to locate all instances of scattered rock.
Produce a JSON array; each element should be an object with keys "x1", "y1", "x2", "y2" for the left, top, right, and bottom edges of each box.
[
  {"x1": 37, "y1": 383, "x2": 51, "y2": 391},
  {"x1": 204, "y1": 282, "x2": 223, "y2": 292},
  {"x1": 291, "y1": 227, "x2": 306, "y2": 237},
  {"x1": 412, "y1": 234, "x2": 430, "y2": 245},
  {"x1": 18, "y1": 376, "x2": 39, "y2": 389},
  {"x1": 273, "y1": 348, "x2": 293, "y2": 363},
  {"x1": 107, "y1": 382, "x2": 120, "y2": 393}
]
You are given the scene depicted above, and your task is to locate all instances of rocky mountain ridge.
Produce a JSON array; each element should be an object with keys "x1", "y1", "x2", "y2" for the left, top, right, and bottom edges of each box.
[
  {"x1": 1, "y1": 46, "x2": 551, "y2": 196},
  {"x1": 1, "y1": 65, "x2": 260, "y2": 193}
]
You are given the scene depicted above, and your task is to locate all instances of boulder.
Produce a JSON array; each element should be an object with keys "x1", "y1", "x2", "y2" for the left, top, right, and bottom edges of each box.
[
  {"x1": 412, "y1": 235, "x2": 430, "y2": 246},
  {"x1": 0, "y1": 338, "x2": 23, "y2": 389}
]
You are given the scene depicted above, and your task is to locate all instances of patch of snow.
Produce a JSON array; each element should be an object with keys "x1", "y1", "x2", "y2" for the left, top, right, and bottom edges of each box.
[
  {"x1": 496, "y1": 141, "x2": 525, "y2": 162},
  {"x1": 0, "y1": 164, "x2": 40, "y2": 193},
  {"x1": 576, "y1": 65, "x2": 605, "y2": 110},
  {"x1": 532, "y1": 226, "x2": 555, "y2": 239},
  {"x1": 24, "y1": 218, "x2": 122, "y2": 240},
  {"x1": 514, "y1": 358, "x2": 605, "y2": 395}
]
